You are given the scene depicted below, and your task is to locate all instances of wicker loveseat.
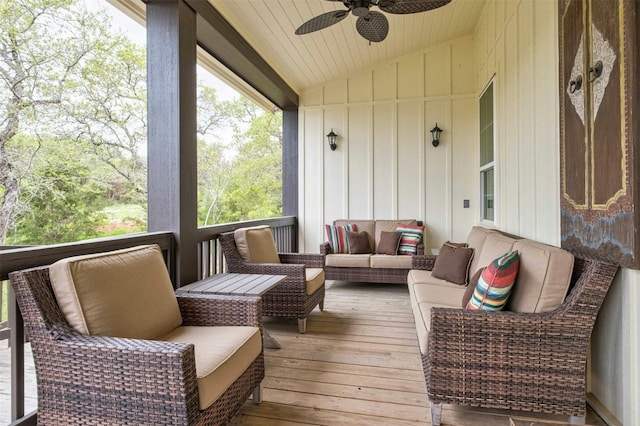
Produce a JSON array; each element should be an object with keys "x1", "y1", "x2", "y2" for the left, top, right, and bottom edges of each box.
[
  {"x1": 9, "y1": 245, "x2": 264, "y2": 425},
  {"x1": 407, "y1": 226, "x2": 618, "y2": 425},
  {"x1": 320, "y1": 219, "x2": 424, "y2": 284}
]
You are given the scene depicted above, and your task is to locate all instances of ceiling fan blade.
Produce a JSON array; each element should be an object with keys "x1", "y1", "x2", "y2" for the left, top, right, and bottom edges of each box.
[
  {"x1": 378, "y1": 0, "x2": 452, "y2": 14},
  {"x1": 356, "y1": 11, "x2": 389, "y2": 43},
  {"x1": 295, "y1": 10, "x2": 349, "y2": 35}
]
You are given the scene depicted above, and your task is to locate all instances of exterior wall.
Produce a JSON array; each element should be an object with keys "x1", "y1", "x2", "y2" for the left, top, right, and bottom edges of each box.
[
  {"x1": 591, "y1": 268, "x2": 640, "y2": 424},
  {"x1": 474, "y1": 0, "x2": 639, "y2": 423},
  {"x1": 475, "y1": 0, "x2": 560, "y2": 245},
  {"x1": 298, "y1": 0, "x2": 639, "y2": 422},
  {"x1": 299, "y1": 36, "x2": 478, "y2": 253},
  {"x1": 476, "y1": 0, "x2": 640, "y2": 424}
]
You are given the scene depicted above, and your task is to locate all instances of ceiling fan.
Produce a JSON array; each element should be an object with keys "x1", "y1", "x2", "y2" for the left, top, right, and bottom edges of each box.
[{"x1": 295, "y1": 0, "x2": 452, "y2": 43}]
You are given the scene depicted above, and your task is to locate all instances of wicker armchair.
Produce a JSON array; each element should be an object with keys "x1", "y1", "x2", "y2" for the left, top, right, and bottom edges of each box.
[
  {"x1": 9, "y1": 265, "x2": 265, "y2": 425},
  {"x1": 219, "y1": 229, "x2": 325, "y2": 333},
  {"x1": 415, "y1": 254, "x2": 618, "y2": 424}
]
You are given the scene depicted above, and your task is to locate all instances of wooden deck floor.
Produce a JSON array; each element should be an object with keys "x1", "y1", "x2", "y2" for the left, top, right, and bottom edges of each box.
[
  {"x1": 0, "y1": 280, "x2": 606, "y2": 425},
  {"x1": 232, "y1": 280, "x2": 606, "y2": 426}
]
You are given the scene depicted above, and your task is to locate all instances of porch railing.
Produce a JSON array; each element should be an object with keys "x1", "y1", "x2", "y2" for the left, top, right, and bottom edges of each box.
[{"x1": 0, "y1": 216, "x2": 297, "y2": 425}]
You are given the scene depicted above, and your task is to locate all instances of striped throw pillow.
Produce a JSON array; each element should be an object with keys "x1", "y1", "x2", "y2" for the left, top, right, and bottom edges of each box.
[
  {"x1": 396, "y1": 223, "x2": 424, "y2": 255},
  {"x1": 325, "y1": 223, "x2": 358, "y2": 253},
  {"x1": 467, "y1": 250, "x2": 520, "y2": 311}
]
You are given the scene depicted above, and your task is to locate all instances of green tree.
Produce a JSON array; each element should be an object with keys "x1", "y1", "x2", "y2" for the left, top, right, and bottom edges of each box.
[
  {"x1": 215, "y1": 103, "x2": 282, "y2": 223},
  {"x1": 196, "y1": 91, "x2": 283, "y2": 226},
  {"x1": 1, "y1": 0, "x2": 284, "y2": 244},
  {"x1": 0, "y1": 0, "x2": 146, "y2": 243},
  {"x1": 9, "y1": 135, "x2": 109, "y2": 244}
]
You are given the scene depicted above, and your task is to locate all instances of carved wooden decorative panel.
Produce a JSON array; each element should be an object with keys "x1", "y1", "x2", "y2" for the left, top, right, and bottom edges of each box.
[{"x1": 559, "y1": 0, "x2": 639, "y2": 268}]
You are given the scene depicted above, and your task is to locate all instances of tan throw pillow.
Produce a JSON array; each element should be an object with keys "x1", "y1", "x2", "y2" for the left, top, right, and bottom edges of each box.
[
  {"x1": 376, "y1": 231, "x2": 402, "y2": 255},
  {"x1": 234, "y1": 225, "x2": 280, "y2": 263},
  {"x1": 49, "y1": 244, "x2": 182, "y2": 339},
  {"x1": 462, "y1": 267, "x2": 485, "y2": 308},
  {"x1": 431, "y1": 242, "x2": 475, "y2": 285},
  {"x1": 347, "y1": 231, "x2": 371, "y2": 254}
]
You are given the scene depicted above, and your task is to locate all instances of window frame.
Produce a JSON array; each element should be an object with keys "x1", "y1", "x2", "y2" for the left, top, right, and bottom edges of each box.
[{"x1": 479, "y1": 79, "x2": 496, "y2": 225}]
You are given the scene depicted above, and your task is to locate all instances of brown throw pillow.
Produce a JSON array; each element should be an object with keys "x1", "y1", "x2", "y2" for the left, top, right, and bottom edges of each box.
[
  {"x1": 444, "y1": 241, "x2": 468, "y2": 248},
  {"x1": 462, "y1": 267, "x2": 485, "y2": 308},
  {"x1": 347, "y1": 231, "x2": 371, "y2": 254},
  {"x1": 376, "y1": 231, "x2": 402, "y2": 255},
  {"x1": 431, "y1": 242, "x2": 475, "y2": 285}
]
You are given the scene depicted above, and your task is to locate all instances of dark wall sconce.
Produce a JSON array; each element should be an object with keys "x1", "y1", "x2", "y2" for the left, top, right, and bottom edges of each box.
[
  {"x1": 430, "y1": 123, "x2": 443, "y2": 147},
  {"x1": 327, "y1": 128, "x2": 338, "y2": 151}
]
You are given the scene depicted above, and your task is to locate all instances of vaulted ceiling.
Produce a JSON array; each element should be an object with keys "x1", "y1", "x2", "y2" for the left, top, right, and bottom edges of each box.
[
  {"x1": 113, "y1": 0, "x2": 485, "y2": 106},
  {"x1": 207, "y1": 0, "x2": 486, "y2": 93}
]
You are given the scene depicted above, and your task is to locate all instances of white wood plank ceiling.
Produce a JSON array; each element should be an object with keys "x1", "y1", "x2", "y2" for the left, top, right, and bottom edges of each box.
[
  {"x1": 208, "y1": 0, "x2": 486, "y2": 93},
  {"x1": 110, "y1": 0, "x2": 485, "y2": 101}
]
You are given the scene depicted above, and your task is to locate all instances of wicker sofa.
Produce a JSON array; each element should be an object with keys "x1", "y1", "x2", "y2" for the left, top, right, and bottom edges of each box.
[
  {"x1": 320, "y1": 219, "x2": 424, "y2": 284},
  {"x1": 407, "y1": 226, "x2": 618, "y2": 425}
]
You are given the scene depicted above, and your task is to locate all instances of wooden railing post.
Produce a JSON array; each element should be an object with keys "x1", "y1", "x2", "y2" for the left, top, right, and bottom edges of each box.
[{"x1": 9, "y1": 286, "x2": 25, "y2": 422}]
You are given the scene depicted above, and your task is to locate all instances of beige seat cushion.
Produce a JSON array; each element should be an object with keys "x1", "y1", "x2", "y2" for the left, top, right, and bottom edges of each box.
[
  {"x1": 161, "y1": 326, "x2": 261, "y2": 410},
  {"x1": 410, "y1": 300, "x2": 454, "y2": 355},
  {"x1": 325, "y1": 253, "x2": 371, "y2": 268},
  {"x1": 408, "y1": 272, "x2": 468, "y2": 305},
  {"x1": 369, "y1": 254, "x2": 412, "y2": 269},
  {"x1": 408, "y1": 270, "x2": 467, "y2": 354},
  {"x1": 234, "y1": 225, "x2": 280, "y2": 263},
  {"x1": 507, "y1": 239, "x2": 574, "y2": 313},
  {"x1": 49, "y1": 244, "x2": 182, "y2": 339},
  {"x1": 306, "y1": 268, "x2": 325, "y2": 295}
]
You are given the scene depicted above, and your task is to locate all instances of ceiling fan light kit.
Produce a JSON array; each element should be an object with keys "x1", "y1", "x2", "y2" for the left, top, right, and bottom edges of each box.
[{"x1": 295, "y1": 0, "x2": 452, "y2": 43}]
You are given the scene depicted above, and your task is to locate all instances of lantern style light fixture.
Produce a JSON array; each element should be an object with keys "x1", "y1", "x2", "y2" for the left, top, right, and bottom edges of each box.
[
  {"x1": 430, "y1": 123, "x2": 443, "y2": 147},
  {"x1": 327, "y1": 128, "x2": 338, "y2": 151}
]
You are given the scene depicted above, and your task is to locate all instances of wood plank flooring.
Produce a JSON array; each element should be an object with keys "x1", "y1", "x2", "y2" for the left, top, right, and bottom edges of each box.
[
  {"x1": 231, "y1": 280, "x2": 606, "y2": 426},
  {"x1": 0, "y1": 280, "x2": 607, "y2": 425}
]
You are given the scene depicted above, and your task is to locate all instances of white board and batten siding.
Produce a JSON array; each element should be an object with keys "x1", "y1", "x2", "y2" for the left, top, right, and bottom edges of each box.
[{"x1": 299, "y1": 36, "x2": 477, "y2": 254}]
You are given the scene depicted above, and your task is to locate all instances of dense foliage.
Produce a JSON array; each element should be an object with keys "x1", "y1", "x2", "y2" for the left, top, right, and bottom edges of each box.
[{"x1": 0, "y1": 0, "x2": 282, "y2": 245}]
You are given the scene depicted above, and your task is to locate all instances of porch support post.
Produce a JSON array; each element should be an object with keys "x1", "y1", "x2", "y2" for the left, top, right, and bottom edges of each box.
[
  {"x1": 146, "y1": 0, "x2": 198, "y2": 286},
  {"x1": 282, "y1": 107, "x2": 299, "y2": 251}
]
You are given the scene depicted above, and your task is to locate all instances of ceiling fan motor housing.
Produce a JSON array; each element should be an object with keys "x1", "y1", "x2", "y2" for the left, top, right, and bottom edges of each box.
[{"x1": 351, "y1": 0, "x2": 371, "y2": 16}]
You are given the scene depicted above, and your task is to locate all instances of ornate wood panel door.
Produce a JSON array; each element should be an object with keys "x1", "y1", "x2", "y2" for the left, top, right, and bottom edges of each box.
[{"x1": 559, "y1": 0, "x2": 639, "y2": 268}]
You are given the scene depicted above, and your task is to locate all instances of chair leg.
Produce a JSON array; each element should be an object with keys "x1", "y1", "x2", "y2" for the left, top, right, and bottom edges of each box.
[
  {"x1": 430, "y1": 402, "x2": 442, "y2": 426},
  {"x1": 568, "y1": 416, "x2": 585, "y2": 425},
  {"x1": 252, "y1": 383, "x2": 262, "y2": 404},
  {"x1": 298, "y1": 317, "x2": 307, "y2": 334},
  {"x1": 319, "y1": 298, "x2": 325, "y2": 311}
]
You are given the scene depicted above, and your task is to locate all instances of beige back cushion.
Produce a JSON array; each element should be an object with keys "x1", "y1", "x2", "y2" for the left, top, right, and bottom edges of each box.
[
  {"x1": 474, "y1": 232, "x2": 517, "y2": 272},
  {"x1": 466, "y1": 226, "x2": 497, "y2": 276},
  {"x1": 234, "y1": 225, "x2": 280, "y2": 263},
  {"x1": 374, "y1": 220, "x2": 418, "y2": 249},
  {"x1": 507, "y1": 239, "x2": 574, "y2": 313},
  {"x1": 49, "y1": 244, "x2": 182, "y2": 339},
  {"x1": 335, "y1": 220, "x2": 375, "y2": 252}
]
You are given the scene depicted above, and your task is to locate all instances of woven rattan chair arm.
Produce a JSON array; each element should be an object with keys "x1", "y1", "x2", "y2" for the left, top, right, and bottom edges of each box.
[
  {"x1": 428, "y1": 307, "x2": 583, "y2": 356},
  {"x1": 412, "y1": 255, "x2": 437, "y2": 270},
  {"x1": 319, "y1": 242, "x2": 332, "y2": 255},
  {"x1": 64, "y1": 333, "x2": 192, "y2": 353},
  {"x1": 177, "y1": 294, "x2": 262, "y2": 328},
  {"x1": 279, "y1": 253, "x2": 325, "y2": 268},
  {"x1": 46, "y1": 336, "x2": 199, "y2": 419}
]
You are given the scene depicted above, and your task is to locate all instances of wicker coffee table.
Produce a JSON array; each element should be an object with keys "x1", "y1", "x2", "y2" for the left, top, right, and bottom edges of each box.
[{"x1": 177, "y1": 273, "x2": 287, "y2": 349}]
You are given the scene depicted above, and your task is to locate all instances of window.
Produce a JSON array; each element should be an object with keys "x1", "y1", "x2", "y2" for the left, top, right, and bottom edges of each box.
[{"x1": 479, "y1": 81, "x2": 495, "y2": 222}]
